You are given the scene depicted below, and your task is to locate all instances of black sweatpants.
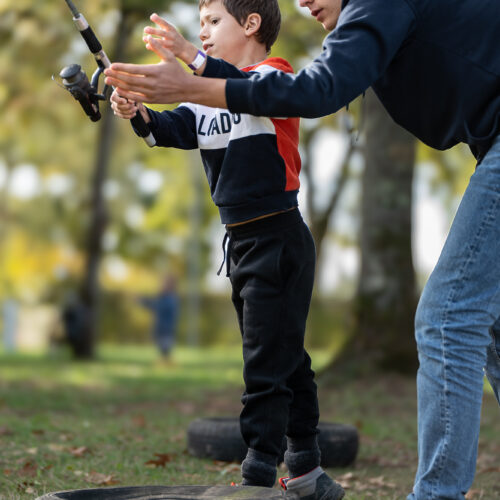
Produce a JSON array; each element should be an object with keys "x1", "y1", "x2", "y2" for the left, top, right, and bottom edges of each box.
[{"x1": 226, "y1": 209, "x2": 319, "y2": 460}]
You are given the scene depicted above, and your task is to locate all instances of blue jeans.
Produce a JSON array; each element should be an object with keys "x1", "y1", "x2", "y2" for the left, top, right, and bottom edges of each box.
[{"x1": 408, "y1": 136, "x2": 500, "y2": 500}]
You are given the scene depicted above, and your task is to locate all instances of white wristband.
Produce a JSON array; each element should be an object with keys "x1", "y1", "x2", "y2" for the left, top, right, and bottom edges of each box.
[{"x1": 188, "y1": 50, "x2": 207, "y2": 71}]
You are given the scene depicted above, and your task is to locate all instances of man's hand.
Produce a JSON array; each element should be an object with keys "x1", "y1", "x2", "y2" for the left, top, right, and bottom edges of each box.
[
  {"x1": 104, "y1": 39, "x2": 228, "y2": 108},
  {"x1": 104, "y1": 42, "x2": 192, "y2": 104}
]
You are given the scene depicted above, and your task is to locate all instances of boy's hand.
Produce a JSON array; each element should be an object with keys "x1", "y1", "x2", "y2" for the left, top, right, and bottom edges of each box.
[
  {"x1": 110, "y1": 89, "x2": 150, "y2": 123},
  {"x1": 144, "y1": 13, "x2": 198, "y2": 68}
]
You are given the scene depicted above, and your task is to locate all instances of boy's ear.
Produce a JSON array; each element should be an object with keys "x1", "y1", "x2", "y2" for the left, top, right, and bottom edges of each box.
[{"x1": 244, "y1": 13, "x2": 262, "y2": 38}]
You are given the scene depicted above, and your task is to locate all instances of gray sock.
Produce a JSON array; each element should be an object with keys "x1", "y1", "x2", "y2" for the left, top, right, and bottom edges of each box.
[
  {"x1": 241, "y1": 448, "x2": 277, "y2": 487},
  {"x1": 284, "y1": 435, "x2": 321, "y2": 478}
]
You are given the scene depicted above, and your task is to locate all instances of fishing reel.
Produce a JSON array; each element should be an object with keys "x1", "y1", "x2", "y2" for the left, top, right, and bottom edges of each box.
[{"x1": 57, "y1": 63, "x2": 110, "y2": 122}]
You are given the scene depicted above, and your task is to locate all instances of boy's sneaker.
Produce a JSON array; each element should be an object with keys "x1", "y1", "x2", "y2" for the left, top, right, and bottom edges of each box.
[{"x1": 279, "y1": 466, "x2": 345, "y2": 500}]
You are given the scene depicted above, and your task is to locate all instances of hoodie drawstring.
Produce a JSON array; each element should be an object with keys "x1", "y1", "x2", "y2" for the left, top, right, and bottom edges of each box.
[{"x1": 217, "y1": 232, "x2": 231, "y2": 277}]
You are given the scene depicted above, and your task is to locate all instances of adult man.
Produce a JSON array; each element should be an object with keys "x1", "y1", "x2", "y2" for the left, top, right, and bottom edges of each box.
[{"x1": 104, "y1": 1, "x2": 500, "y2": 498}]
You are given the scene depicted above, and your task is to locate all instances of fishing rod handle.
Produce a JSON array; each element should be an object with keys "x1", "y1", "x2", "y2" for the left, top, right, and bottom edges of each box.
[
  {"x1": 131, "y1": 114, "x2": 156, "y2": 147},
  {"x1": 73, "y1": 14, "x2": 102, "y2": 54}
]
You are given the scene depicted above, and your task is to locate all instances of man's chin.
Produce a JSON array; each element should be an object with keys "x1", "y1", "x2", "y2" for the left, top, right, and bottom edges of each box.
[{"x1": 323, "y1": 19, "x2": 338, "y2": 31}]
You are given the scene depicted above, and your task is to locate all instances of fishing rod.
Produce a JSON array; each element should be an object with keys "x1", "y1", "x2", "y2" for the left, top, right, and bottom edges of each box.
[{"x1": 58, "y1": 0, "x2": 156, "y2": 147}]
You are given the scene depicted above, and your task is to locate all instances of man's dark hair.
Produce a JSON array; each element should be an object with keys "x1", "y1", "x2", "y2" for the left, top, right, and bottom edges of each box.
[{"x1": 199, "y1": 0, "x2": 281, "y2": 53}]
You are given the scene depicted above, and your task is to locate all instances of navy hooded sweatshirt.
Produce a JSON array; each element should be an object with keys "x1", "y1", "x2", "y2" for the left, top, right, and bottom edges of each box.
[
  {"x1": 140, "y1": 58, "x2": 301, "y2": 224},
  {"x1": 210, "y1": 0, "x2": 500, "y2": 161}
]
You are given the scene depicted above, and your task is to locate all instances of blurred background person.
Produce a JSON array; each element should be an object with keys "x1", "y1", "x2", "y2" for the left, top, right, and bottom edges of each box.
[{"x1": 138, "y1": 274, "x2": 179, "y2": 358}]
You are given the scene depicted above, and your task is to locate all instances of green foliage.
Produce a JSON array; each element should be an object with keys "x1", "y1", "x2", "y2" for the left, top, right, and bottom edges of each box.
[{"x1": 0, "y1": 0, "x2": 481, "y2": 348}]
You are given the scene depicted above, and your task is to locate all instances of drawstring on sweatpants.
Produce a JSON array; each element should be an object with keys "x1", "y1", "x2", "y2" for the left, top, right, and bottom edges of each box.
[{"x1": 217, "y1": 232, "x2": 231, "y2": 277}]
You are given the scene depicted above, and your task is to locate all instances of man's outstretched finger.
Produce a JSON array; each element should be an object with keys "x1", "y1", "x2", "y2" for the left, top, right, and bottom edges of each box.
[
  {"x1": 114, "y1": 87, "x2": 150, "y2": 103},
  {"x1": 104, "y1": 74, "x2": 146, "y2": 95},
  {"x1": 106, "y1": 62, "x2": 157, "y2": 78},
  {"x1": 104, "y1": 70, "x2": 155, "y2": 91}
]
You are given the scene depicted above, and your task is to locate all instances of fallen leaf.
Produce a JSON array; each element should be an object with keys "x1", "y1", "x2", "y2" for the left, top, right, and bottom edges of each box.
[
  {"x1": 69, "y1": 446, "x2": 91, "y2": 457},
  {"x1": 132, "y1": 415, "x2": 146, "y2": 428},
  {"x1": 478, "y1": 466, "x2": 500, "y2": 474},
  {"x1": 48, "y1": 443, "x2": 66, "y2": 453},
  {"x1": 0, "y1": 426, "x2": 13, "y2": 436},
  {"x1": 145, "y1": 453, "x2": 174, "y2": 468},
  {"x1": 335, "y1": 472, "x2": 356, "y2": 489},
  {"x1": 84, "y1": 471, "x2": 119, "y2": 485},
  {"x1": 16, "y1": 481, "x2": 35, "y2": 493},
  {"x1": 368, "y1": 476, "x2": 396, "y2": 489},
  {"x1": 466, "y1": 489, "x2": 485, "y2": 499},
  {"x1": 204, "y1": 460, "x2": 226, "y2": 471},
  {"x1": 19, "y1": 460, "x2": 38, "y2": 478},
  {"x1": 219, "y1": 463, "x2": 240, "y2": 476},
  {"x1": 173, "y1": 401, "x2": 197, "y2": 415}
]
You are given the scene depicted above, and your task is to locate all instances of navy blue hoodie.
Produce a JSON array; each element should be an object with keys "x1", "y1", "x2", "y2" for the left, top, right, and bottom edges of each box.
[{"x1": 217, "y1": 0, "x2": 500, "y2": 160}]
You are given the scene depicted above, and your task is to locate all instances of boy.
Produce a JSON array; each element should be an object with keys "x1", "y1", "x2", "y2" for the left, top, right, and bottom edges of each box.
[{"x1": 110, "y1": 1, "x2": 344, "y2": 499}]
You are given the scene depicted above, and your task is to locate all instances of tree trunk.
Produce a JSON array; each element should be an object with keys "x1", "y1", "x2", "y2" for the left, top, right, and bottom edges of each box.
[
  {"x1": 325, "y1": 89, "x2": 419, "y2": 376},
  {"x1": 72, "y1": 11, "x2": 133, "y2": 359}
]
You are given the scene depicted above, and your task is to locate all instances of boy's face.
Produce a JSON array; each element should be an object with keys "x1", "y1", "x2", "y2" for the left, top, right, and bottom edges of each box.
[
  {"x1": 298, "y1": 0, "x2": 342, "y2": 31},
  {"x1": 199, "y1": 1, "x2": 249, "y2": 66}
]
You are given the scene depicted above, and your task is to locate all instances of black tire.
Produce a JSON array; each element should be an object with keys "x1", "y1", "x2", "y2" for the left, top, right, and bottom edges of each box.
[
  {"x1": 316, "y1": 422, "x2": 359, "y2": 467},
  {"x1": 36, "y1": 485, "x2": 284, "y2": 500},
  {"x1": 187, "y1": 417, "x2": 272, "y2": 463},
  {"x1": 187, "y1": 417, "x2": 358, "y2": 467}
]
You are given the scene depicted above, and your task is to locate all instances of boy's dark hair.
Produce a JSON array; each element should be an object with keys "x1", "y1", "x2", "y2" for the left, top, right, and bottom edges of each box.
[{"x1": 199, "y1": 0, "x2": 281, "y2": 53}]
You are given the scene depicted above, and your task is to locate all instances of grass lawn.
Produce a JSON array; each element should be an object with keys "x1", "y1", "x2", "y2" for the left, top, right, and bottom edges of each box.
[{"x1": 0, "y1": 344, "x2": 498, "y2": 500}]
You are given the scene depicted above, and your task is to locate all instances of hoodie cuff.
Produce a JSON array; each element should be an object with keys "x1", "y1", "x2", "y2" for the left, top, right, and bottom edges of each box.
[{"x1": 226, "y1": 78, "x2": 253, "y2": 115}]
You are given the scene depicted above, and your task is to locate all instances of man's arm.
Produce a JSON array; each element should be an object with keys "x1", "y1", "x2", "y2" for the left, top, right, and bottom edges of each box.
[{"x1": 105, "y1": 0, "x2": 416, "y2": 117}]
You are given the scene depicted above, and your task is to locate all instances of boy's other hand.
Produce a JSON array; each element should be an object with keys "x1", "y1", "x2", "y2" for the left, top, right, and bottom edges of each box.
[
  {"x1": 144, "y1": 13, "x2": 198, "y2": 67},
  {"x1": 110, "y1": 89, "x2": 150, "y2": 123}
]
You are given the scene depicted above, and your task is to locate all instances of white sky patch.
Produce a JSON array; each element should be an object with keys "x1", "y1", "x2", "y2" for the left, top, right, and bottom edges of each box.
[
  {"x1": 317, "y1": 241, "x2": 359, "y2": 295},
  {"x1": 45, "y1": 173, "x2": 73, "y2": 197},
  {"x1": 8, "y1": 164, "x2": 41, "y2": 200},
  {"x1": 309, "y1": 129, "x2": 350, "y2": 213},
  {"x1": 163, "y1": 235, "x2": 184, "y2": 255},
  {"x1": 138, "y1": 169, "x2": 163, "y2": 195},
  {"x1": 97, "y1": 9, "x2": 120, "y2": 39},
  {"x1": 124, "y1": 204, "x2": 144, "y2": 229},
  {"x1": 414, "y1": 198, "x2": 448, "y2": 276},
  {"x1": 104, "y1": 255, "x2": 129, "y2": 282},
  {"x1": 126, "y1": 162, "x2": 143, "y2": 180},
  {"x1": 103, "y1": 179, "x2": 120, "y2": 200},
  {"x1": 102, "y1": 230, "x2": 119, "y2": 252},
  {"x1": 0, "y1": 161, "x2": 7, "y2": 189},
  {"x1": 413, "y1": 162, "x2": 450, "y2": 278},
  {"x1": 167, "y1": 2, "x2": 201, "y2": 42}
]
